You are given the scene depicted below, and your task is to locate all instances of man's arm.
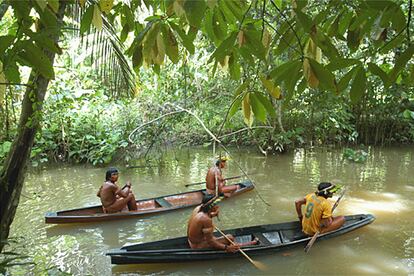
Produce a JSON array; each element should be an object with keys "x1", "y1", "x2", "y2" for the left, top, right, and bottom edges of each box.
[
  {"x1": 115, "y1": 182, "x2": 132, "y2": 198},
  {"x1": 202, "y1": 219, "x2": 239, "y2": 252},
  {"x1": 295, "y1": 197, "x2": 306, "y2": 222}
]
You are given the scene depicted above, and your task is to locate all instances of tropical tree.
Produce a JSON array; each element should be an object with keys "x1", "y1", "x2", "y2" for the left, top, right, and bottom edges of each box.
[{"x1": 1, "y1": 0, "x2": 413, "y2": 253}]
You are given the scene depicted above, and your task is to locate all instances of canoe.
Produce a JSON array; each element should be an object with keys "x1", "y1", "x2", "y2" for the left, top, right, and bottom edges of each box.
[
  {"x1": 45, "y1": 180, "x2": 254, "y2": 224},
  {"x1": 107, "y1": 214, "x2": 375, "y2": 264}
]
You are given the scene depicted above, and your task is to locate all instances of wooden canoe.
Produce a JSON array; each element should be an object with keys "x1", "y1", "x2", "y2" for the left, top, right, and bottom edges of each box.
[
  {"x1": 45, "y1": 180, "x2": 254, "y2": 224},
  {"x1": 107, "y1": 214, "x2": 375, "y2": 264}
]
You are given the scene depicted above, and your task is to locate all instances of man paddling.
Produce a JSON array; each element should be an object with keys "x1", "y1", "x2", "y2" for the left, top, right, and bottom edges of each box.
[
  {"x1": 295, "y1": 182, "x2": 345, "y2": 235},
  {"x1": 97, "y1": 167, "x2": 137, "y2": 213},
  {"x1": 206, "y1": 155, "x2": 237, "y2": 197},
  {"x1": 187, "y1": 194, "x2": 257, "y2": 252}
]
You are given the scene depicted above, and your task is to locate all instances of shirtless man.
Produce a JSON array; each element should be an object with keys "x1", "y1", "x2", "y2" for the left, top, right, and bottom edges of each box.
[
  {"x1": 187, "y1": 194, "x2": 257, "y2": 252},
  {"x1": 97, "y1": 167, "x2": 137, "y2": 213},
  {"x1": 206, "y1": 156, "x2": 237, "y2": 197}
]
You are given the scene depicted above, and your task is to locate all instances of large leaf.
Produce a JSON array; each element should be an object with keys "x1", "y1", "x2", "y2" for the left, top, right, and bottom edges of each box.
[
  {"x1": 184, "y1": 0, "x2": 206, "y2": 28},
  {"x1": 326, "y1": 58, "x2": 360, "y2": 71},
  {"x1": 367, "y1": 62, "x2": 390, "y2": 87},
  {"x1": 255, "y1": 92, "x2": 276, "y2": 118},
  {"x1": 18, "y1": 41, "x2": 55, "y2": 79},
  {"x1": 0, "y1": 36, "x2": 15, "y2": 56},
  {"x1": 295, "y1": 9, "x2": 313, "y2": 33},
  {"x1": 80, "y1": 5, "x2": 94, "y2": 34},
  {"x1": 92, "y1": 4, "x2": 103, "y2": 31},
  {"x1": 228, "y1": 53, "x2": 240, "y2": 80},
  {"x1": 242, "y1": 93, "x2": 253, "y2": 127},
  {"x1": 4, "y1": 61, "x2": 21, "y2": 83},
  {"x1": 228, "y1": 94, "x2": 243, "y2": 119},
  {"x1": 337, "y1": 67, "x2": 357, "y2": 93},
  {"x1": 250, "y1": 93, "x2": 267, "y2": 122},
  {"x1": 169, "y1": 22, "x2": 195, "y2": 54},
  {"x1": 213, "y1": 8, "x2": 227, "y2": 42},
  {"x1": 161, "y1": 25, "x2": 179, "y2": 63},
  {"x1": 132, "y1": 44, "x2": 143, "y2": 70},
  {"x1": 260, "y1": 75, "x2": 281, "y2": 99},
  {"x1": 350, "y1": 66, "x2": 366, "y2": 104},
  {"x1": 303, "y1": 58, "x2": 318, "y2": 88},
  {"x1": 47, "y1": 0, "x2": 59, "y2": 13},
  {"x1": 269, "y1": 60, "x2": 302, "y2": 83},
  {"x1": 389, "y1": 44, "x2": 414, "y2": 82},
  {"x1": 209, "y1": 32, "x2": 237, "y2": 62},
  {"x1": 308, "y1": 59, "x2": 336, "y2": 92}
]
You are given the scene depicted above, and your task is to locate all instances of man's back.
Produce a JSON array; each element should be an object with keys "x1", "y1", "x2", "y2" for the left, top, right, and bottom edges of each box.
[
  {"x1": 302, "y1": 193, "x2": 332, "y2": 235},
  {"x1": 98, "y1": 181, "x2": 117, "y2": 207},
  {"x1": 187, "y1": 207, "x2": 211, "y2": 244}
]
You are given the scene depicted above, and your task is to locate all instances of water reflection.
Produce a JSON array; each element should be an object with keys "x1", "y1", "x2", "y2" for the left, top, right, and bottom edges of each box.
[{"x1": 5, "y1": 146, "x2": 414, "y2": 275}]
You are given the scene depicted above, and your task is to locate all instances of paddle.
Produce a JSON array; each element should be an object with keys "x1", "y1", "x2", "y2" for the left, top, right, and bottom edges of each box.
[
  {"x1": 184, "y1": 175, "x2": 246, "y2": 187},
  {"x1": 214, "y1": 226, "x2": 267, "y2": 271},
  {"x1": 304, "y1": 187, "x2": 346, "y2": 253}
]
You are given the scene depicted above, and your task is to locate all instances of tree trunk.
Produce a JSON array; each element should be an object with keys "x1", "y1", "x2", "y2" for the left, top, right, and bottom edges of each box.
[{"x1": 0, "y1": 2, "x2": 66, "y2": 252}]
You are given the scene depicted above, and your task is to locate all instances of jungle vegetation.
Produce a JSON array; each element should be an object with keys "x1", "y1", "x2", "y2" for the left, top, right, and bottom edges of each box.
[{"x1": 0, "y1": 0, "x2": 413, "y2": 266}]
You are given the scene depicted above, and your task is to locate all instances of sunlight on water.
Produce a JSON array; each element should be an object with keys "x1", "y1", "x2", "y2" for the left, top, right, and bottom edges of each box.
[
  {"x1": 5, "y1": 146, "x2": 414, "y2": 275},
  {"x1": 344, "y1": 197, "x2": 407, "y2": 214}
]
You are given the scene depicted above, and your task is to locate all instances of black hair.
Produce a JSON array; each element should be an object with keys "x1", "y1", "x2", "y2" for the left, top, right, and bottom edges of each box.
[
  {"x1": 316, "y1": 182, "x2": 334, "y2": 198},
  {"x1": 105, "y1": 167, "x2": 119, "y2": 181},
  {"x1": 200, "y1": 194, "x2": 215, "y2": 213}
]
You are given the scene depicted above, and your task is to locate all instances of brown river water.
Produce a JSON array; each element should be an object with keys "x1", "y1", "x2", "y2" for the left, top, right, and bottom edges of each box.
[{"x1": 5, "y1": 146, "x2": 414, "y2": 275}]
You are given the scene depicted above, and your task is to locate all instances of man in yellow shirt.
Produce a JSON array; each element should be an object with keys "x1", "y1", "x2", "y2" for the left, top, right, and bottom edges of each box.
[{"x1": 295, "y1": 182, "x2": 345, "y2": 236}]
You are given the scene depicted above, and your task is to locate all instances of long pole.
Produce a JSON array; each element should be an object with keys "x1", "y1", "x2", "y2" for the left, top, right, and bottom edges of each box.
[{"x1": 214, "y1": 226, "x2": 267, "y2": 271}]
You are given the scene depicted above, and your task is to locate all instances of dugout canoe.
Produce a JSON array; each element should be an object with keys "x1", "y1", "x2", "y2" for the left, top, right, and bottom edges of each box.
[
  {"x1": 45, "y1": 180, "x2": 254, "y2": 224},
  {"x1": 107, "y1": 214, "x2": 375, "y2": 264}
]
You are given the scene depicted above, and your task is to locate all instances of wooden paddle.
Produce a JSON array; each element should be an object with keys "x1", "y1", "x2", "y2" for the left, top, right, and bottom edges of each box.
[
  {"x1": 214, "y1": 226, "x2": 267, "y2": 271},
  {"x1": 184, "y1": 175, "x2": 246, "y2": 187},
  {"x1": 303, "y1": 187, "x2": 346, "y2": 253}
]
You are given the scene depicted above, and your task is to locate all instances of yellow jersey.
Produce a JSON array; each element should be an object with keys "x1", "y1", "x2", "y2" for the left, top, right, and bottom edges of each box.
[{"x1": 302, "y1": 193, "x2": 332, "y2": 235}]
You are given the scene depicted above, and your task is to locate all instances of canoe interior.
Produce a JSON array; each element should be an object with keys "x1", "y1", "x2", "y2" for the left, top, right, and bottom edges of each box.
[
  {"x1": 49, "y1": 181, "x2": 252, "y2": 218},
  {"x1": 118, "y1": 214, "x2": 375, "y2": 252}
]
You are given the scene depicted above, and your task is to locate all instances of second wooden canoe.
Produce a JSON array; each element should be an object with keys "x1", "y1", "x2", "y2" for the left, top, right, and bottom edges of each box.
[{"x1": 45, "y1": 180, "x2": 254, "y2": 224}]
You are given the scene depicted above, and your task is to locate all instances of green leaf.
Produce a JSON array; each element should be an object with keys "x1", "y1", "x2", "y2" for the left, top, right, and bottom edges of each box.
[
  {"x1": 350, "y1": 66, "x2": 366, "y2": 104},
  {"x1": 337, "y1": 67, "x2": 356, "y2": 93},
  {"x1": 269, "y1": 60, "x2": 302, "y2": 84},
  {"x1": 228, "y1": 53, "x2": 240, "y2": 80},
  {"x1": 0, "y1": 36, "x2": 14, "y2": 56},
  {"x1": 228, "y1": 95, "x2": 243, "y2": 119},
  {"x1": 92, "y1": 4, "x2": 103, "y2": 30},
  {"x1": 35, "y1": 0, "x2": 47, "y2": 11},
  {"x1": 184, "y1": 0, "x2": 206, "y2": 28},
  {"x1": 243, "y1": 24, "x2": 266, "y2": 60},
  {"x1": 132, "y1": 45, "x2": 143, "y2": 70},
  {"x1": 308, "y1": 59, "x2": 336, "y2": 92},
  {"x1": 213, "y1": 8, "x2": 227, "y2": 41},
  {"x1": 209, "y1": 32, "x2": 237, "y2": 62},
  {"x1": 255, "y1": 92, "x2": 276, "y2": 118},
  {"x1": 367, "y1": 62, "x2": 390, "y2": 87},
  {"x1": 18, "y1": 41, "x2": 55, "y2": 79},
  {"x1": 161, "y1": 24, "x2": 179, "y2": 63},
  {"x1": 4, "y1": 62, "x2": 21, "y2": 83},
  {"x1": 311, "y1": 30, "x2": 339, "y2": 59},
  {"x1": 326, "y1": 58, "x2": 360, "y2": 71},
  {"x1": 80, "y1": 5, "x2": 94, "y2": 34},
  {"x1": 32, "y1": 33, "x2": 62, "y2": 54},
  {"x1": 295, "y1": 9, "x2": 313, "y2": 33},
  {"x1": 169, "y1": 22, "x2": 195, "y2": 54},
  {"x1": 250, "y1": 93, "x2": 266, "y2": 122},
  {"x1": 275, "y1": 29, "x2": 295, "y2": 55},
  {"x1": 389, "y1": 44, "x2": 414, "y2": 82},
  {"x1": 403, "y1": 109, "x2": 414, "y2": 120},
  {"x1": 47, "y1": 0, "x2": 59, "y2": 13}
]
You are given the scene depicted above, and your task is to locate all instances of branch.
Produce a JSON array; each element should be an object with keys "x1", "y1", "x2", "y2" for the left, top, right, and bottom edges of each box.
[
  {"x1": 218, "y1": 126, "x2": 274, "y2": 139},
  {"x1": 408, "y1": 0, "x2": 412, "y2": 44},
  {"x1": 128, "y1": 110, "x2": 184, "y2": 144},
  {"x1": 0, "y1": 82, "x2": 34, "y2": 88},
  {"x1": 270, "y1": 0, "x2": 304, "y2": 57}
]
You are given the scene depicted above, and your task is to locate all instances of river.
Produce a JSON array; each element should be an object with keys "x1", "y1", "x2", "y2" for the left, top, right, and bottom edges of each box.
[{"x1": 5, "y1": 146, "x2": 414, "y2": 275}]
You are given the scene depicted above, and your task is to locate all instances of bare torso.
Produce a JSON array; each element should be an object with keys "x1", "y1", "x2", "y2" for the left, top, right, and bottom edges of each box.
[
  {"x1": 205, "y1": 166, "x2": 224, "y2": 194},
  {"x1": 97, "y1": 181, "x2": 119, "y2": 208}
]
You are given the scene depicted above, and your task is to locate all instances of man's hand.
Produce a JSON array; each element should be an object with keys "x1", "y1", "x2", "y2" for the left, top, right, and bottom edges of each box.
[
  {"x1": 225, "y1": 244, "x2": 240, "y2": 253},
  {"x1": 126, "y1": 181, "x2": 132, "y2": 188}
]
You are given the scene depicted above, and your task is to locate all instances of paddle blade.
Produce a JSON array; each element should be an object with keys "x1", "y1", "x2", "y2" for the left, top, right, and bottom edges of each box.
[
  {"x1": 304, "y1": 232, "x2": 319, "y2": 253},
  {"x1": 252, "y1": 260, "x2": 268, "y2": 271}
]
